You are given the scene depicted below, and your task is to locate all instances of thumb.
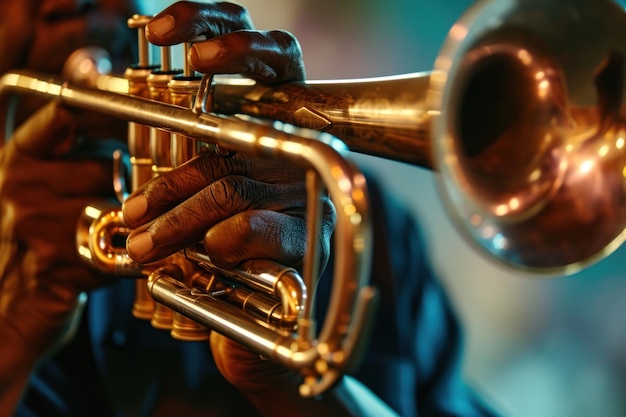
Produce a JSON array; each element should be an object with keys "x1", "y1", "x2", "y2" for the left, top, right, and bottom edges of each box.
[{"x1": 9, "y1": 101, "x2": 77, "y2": 159}]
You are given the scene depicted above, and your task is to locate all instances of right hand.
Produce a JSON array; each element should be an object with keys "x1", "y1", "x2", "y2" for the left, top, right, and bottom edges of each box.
[
  {"x1": 123, "y1": 3, "x2": 340, "y2": 414},
  {"x1": 0, "y1": 0, "x2": 137, "y2": 75},
  {"x1": 0, "y1": 102, "x2": 118, "y2": 363},
  {"x1": 0, "y1": 3, "x2": 136, "y2": 413},
  {"x1": 145, "y1": 0, "x2": 306, "y2": 83},
  {"x1": 0, "y1": 0, "x2": 137, "y2": 139}
]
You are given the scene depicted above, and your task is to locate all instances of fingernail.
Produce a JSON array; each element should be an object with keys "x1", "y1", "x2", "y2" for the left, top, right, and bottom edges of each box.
[
  {"x1": 127, "y1": 231, "x2": 153, "y2": 260},
  {"x1": 190, "y1": 41, "x2": 222, "y2": 63},
  {"x1": 122, "y1": 195, "x2": 148, "y2": 225},
  {"x1": 148, "y1": 15, "x2": 175, "y2": 37}
]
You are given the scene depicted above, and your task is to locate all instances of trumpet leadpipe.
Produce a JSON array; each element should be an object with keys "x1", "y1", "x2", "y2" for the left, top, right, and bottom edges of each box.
[{"x1": 211, "y1": 73, "x2": 434, "y2": 168}]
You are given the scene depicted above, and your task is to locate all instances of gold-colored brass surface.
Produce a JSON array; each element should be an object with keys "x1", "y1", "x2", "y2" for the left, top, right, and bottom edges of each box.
[{"x1": 9, "y1": 0, "x2": 626, "y2": 397}]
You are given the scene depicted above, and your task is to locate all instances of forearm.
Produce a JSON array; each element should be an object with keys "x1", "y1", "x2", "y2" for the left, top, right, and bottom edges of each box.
[
  {"x1": 245, "y1": 375, "x2": 399, "y2": 417},
  {"x1": 0, "y1": 320, "x2": 37, "y2": 416}
]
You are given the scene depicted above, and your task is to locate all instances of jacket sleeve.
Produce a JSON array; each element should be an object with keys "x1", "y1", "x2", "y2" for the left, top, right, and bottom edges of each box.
[{"x1": 316, "y1": 174, "x2": 501, "y2": 417}]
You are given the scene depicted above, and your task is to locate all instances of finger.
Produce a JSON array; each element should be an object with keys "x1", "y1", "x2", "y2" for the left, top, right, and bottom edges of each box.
[
  {"x1": 13, "y1": 194, "x2": 106, "y2": 241},
  {"x1": 210, "y1": 331, "x2": 296, "y2": 394},
  {"x1": 12, "y1": 198, "x2": 111, "y2": 292},
  {"x1": 8, "y1": 101, "x2": 77, "y2": 159},
  {"x1": 2, "y1": 157, "x2": 114, "y2": 198},
  {"x1": 39, "y1": 0, "x2": 95, "y2": 18},
  {"x1": 26, "y1": 7, "x2": 132, "y2": 74},
  {"x1": 145, "y1": 1, "x2": 304, "y2": 82},
  {"x1": 126, "y1": 177, "x2": 307, "y2": 263},
  {"x1": 189, "y1": 30, "x2": 306, "y2": 83},
  {"x1": 122, "y1": 152, "x2": 303, "y2": 227},
  {"x1": 0, "y1": 1, "x2": 38, "y2": 73},
  {"x1": 146, "y1": 1, "x2": 254, "y2": 45},
  {"x1": 203, "y1": 210, "x2": 315, "y2": 270}
]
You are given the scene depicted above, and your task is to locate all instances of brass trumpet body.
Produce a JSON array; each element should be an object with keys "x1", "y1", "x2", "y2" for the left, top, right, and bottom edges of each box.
[
  {"x1": 210, "y1": 0, "x2": 626, "y2": 275},
  {"x1": 3, "y1": 0, "x2": 626, "y2": 398},
  {"x1": 0, "y1": 71, "x2": 375, "y2": 397}
]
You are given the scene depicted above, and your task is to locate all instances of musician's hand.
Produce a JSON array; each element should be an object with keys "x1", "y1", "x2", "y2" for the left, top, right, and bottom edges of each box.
[
  {"x1": 0, "y1": 0, "x2": 137, "y2": 141},
  {"x1": 124, "y1": 0, "x2": 317, "y2": 268},
  {"x1": 0, "y1": 0, "x2": 136, "y2": 75},
  {"x1": 122, "y1": 2, "x2": 378, "y2": 414},
  {"x1": 123, "y1": 151, "x2": 334, "y2": 271},
  {"x1": 0, "y1": 102, "x2": 118, "y2": 413},
  {"x1": 122, "y1": 149, "x2": 341, "y2": 414},
  {"x1": 146, "y1": 0, "x2": 306, "y2": 82}
]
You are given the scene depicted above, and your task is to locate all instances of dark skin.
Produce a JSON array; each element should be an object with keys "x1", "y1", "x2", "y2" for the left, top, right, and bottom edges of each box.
[
  {"x1": 0, "y1": 0, "x2": 136, "y2": 412},
  {"x1": 0, "y1": 0, "x2": 137, "y2": 139},
  {"x1": 0, "y1": 1, "x2": 396, "y2": 416},
  {"x1": 125, "y1": 2, "x2": 344, "y2": 414}
]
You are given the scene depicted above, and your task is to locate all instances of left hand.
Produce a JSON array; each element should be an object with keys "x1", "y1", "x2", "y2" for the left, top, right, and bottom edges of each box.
[
  {"x1": 122, "y1": 149, "x2": 337, "y2": 413},
  {"x1": 122, "y1": 0, "x2": 322, "y2": 271},
  {"x1": 122, "y1": 151, "x2": 335, "y2": 271},
  {"x1": 0, "y1": 102, "x2": 118, "y2": 362},
  {"x1": 145, "y1": 0, "x2": 306, "y2": 83},
  {"x1": 121, "y1": 2, "x2": 340, "y2": 413}
]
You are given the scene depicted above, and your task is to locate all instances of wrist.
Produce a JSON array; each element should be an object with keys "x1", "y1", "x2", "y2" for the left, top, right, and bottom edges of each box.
[
  {"x1": 0, "y1": 318, "x2": 38, "y2": 415},
  {"x1": 0, "y1": 317, "x2": 40, "y2": 366}
]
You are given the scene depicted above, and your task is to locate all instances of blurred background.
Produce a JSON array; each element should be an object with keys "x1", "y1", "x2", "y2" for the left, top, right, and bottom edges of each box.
[{"x1": 143, "y1": 1, "x2": 626, "y2": 416}]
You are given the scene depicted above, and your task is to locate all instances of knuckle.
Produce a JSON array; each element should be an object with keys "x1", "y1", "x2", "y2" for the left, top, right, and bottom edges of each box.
[
  {"x1": 207, "y1": 177, "x2": 233, "y2": 210},
  {"x1": 144, "y1": 176, "x2": 179, "y2": 204},
  {"x1": 229, "y1": 211, "x2": 258, "y2": 239},
  {"x1": 270, "y1": 30, "x2": 301, "y2": 53},
  {"x1": 218, "y1": 2, "x2": 252, "y2": 27}
]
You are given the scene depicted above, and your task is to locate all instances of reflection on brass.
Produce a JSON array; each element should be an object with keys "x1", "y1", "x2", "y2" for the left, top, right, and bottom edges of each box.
[{"x1": 6, "y1": 0, "x2": 626, "y2": 397}]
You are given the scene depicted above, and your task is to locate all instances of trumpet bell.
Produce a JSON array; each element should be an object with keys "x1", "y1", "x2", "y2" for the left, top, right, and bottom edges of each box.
[
  {"x1": 431, "y1": 0, "x2": 626, "y2": 274},
  {"x1": 6, "y1": 0, "x2": 626, "y2": 398}
]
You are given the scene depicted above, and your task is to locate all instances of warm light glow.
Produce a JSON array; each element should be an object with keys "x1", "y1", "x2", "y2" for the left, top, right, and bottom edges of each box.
[
  {"x1": 352, "y1": 189, "x2": 365, "y2": 202},
  {"x1": 538, "y1": 79, "x2": 550, "y2": 98},
  {"x1": 598, "y1": 145, "x2": 609, "y2": 157},
  {"x1": 495, "y1": 204, "x2": 509, "y2": 216},
  {"x1": 434, "y1": 56, "x2": 452, "y2": 72},
  {"x1": 617, "y1": 137, "x2": 624, "y2": 149},
  {"x1": 307, "y1": 71, "x2": 428, "y2": 86},
  {"x1": 330, "y1": 166, "x2": 344, "y2": 179},
  {"x1": 97, "y1": 76, "x2": 129, "y2": 94},
  {"x1": 481, "y1": 225, "x2": 496, "y2": 239},
  {"x1": 279, "y1": 141, "x2": 304, "y2": 155},
  {"x1": 78, "y1": 59, "x2": 94, "y2": 75},
  {"x1": 350, "y1": 213, "x2": 363, "y2": 225},
  {"x1": 258, "y1": 136, "x2": 279, "y2": 150},
  {"x1": 579, "y1": 159, "x2": 594, "y2": 173},
  {"x1": 529, "y1": 169, "x2": 542, "y2": 182},
  {"x1": 517, "y1": 49, "x2": 532, "y2": 65},
  {"x1": 85, "y1": 206, "x2": 102, "y2": 220},
  {"x1": 449, "y1": 23, "x2": 468, "y2": 41},
  {"x1": 215, "y1": 74, "x2": 257, "y2": 86},
  {"x1": 430, "y1": 70, "x2": 448, "y2": 85},
  {"x1": 78, "y1": 245, "x2": 92, "y2": 260}
]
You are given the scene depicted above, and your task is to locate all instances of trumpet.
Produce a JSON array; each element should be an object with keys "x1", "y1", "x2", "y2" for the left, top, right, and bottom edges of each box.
[
  {"x1": 208, "y1": 0, "x2": 626, "y2": 275},
  {"x1": 3, "y1": 0, "x2": 626, "y2": 398}
]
